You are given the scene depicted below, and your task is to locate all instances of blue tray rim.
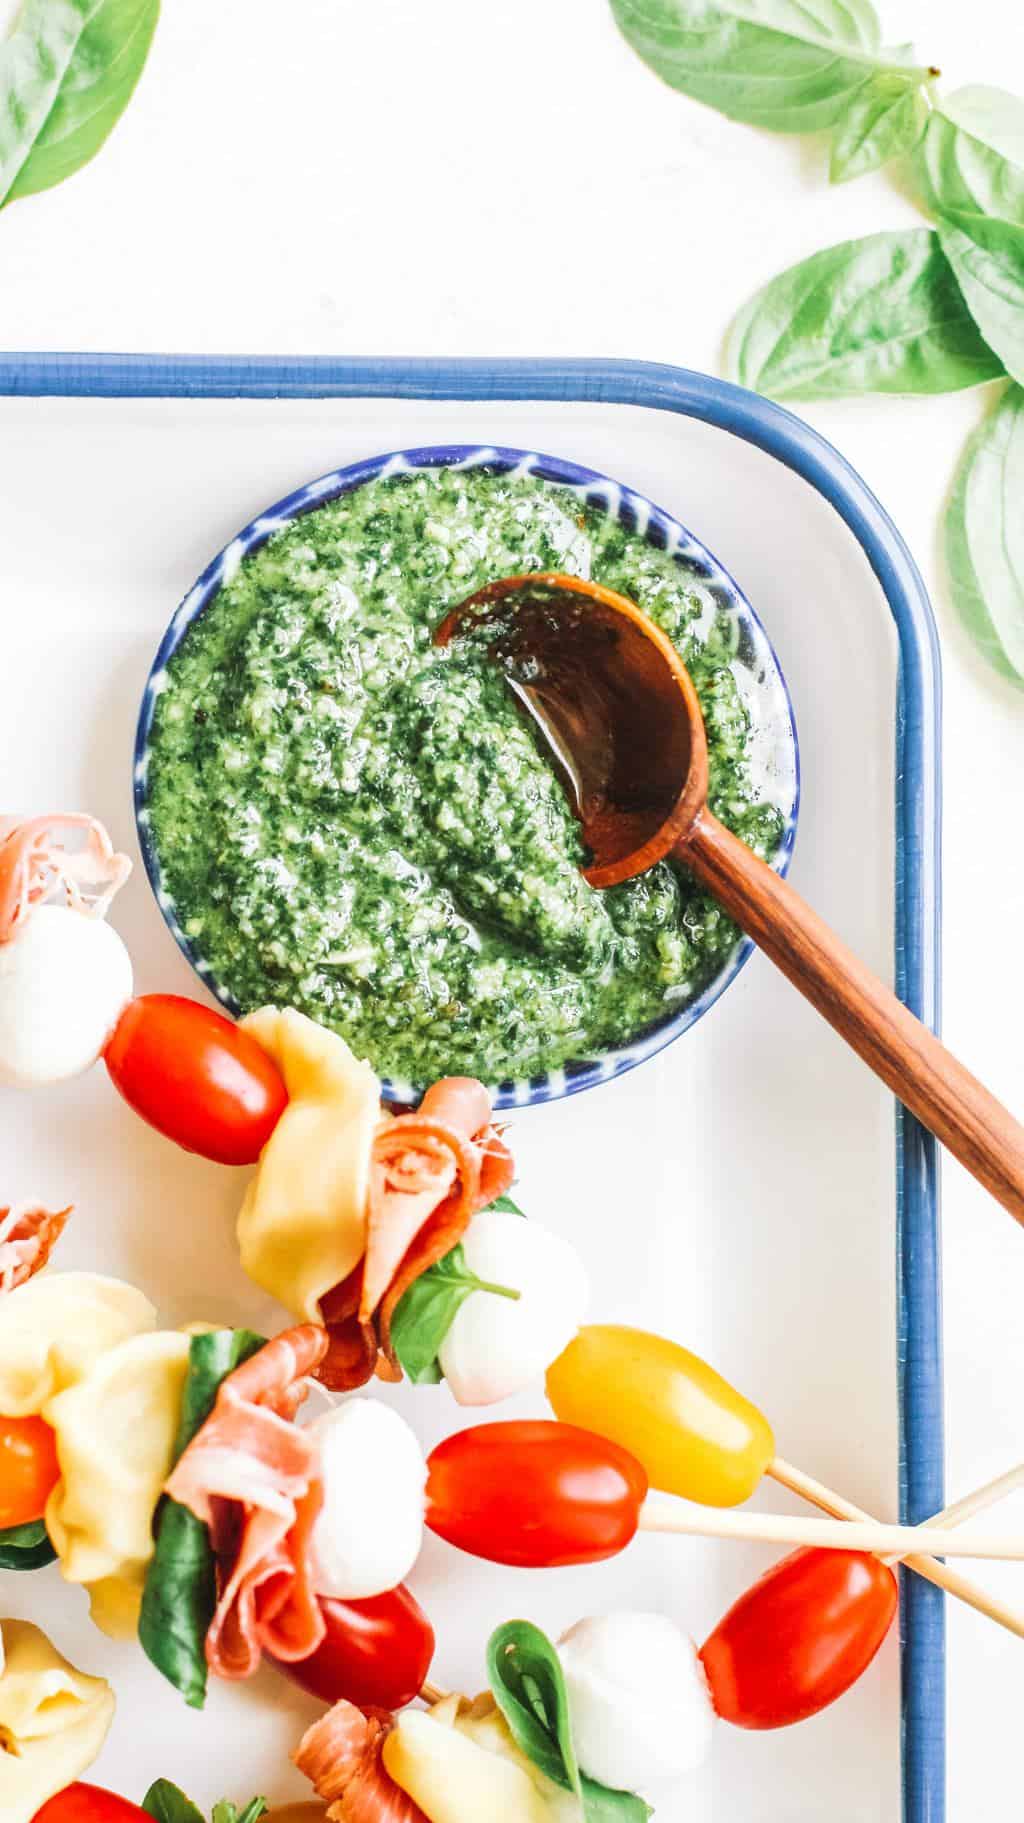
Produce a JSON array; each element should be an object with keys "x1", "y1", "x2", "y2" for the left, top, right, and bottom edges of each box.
[{"x1": 0, "y1": 352, "x2": 945, "y2": 1823}]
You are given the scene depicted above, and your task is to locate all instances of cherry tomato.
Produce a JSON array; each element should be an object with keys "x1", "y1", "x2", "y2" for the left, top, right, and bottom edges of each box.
[
  {"x1": 547, "y1": 1325, "x2": 775, "y2": 1507},
  {"x1": 104, "y1": 994, "x2": 288, "y2": 1165},
  {"x1": 425, "y1": 1420, "x2": 648, "y2": 1567},
  {"x1": 0, "y1": 1412, "x2": 60, "y2": 1528},
  {"x1": 272, "y1": 1584, "x2": 435, "y2": 1711},
  {"x1": 32, "y1": 1785, "x2": 149, "y2": 1823},
  {"x1": 699, "y1": 1547, "x2": 898, "y2": 1729}
]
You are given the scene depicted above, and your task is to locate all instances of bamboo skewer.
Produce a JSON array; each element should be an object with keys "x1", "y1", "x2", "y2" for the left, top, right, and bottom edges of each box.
[
  {"x1": 637, "y1": 1498, "x2": 1024, "y2": 1562},
  {"x1": 881, "y1": 1460, "x2": 1024, "y2": 1568},
  {"x1": 419, "y1": 1466, "x2": 1024, "y2": 1712},
  {"x1": 770, "y1": 1456, "x2": 1024, "y2": 1638}
]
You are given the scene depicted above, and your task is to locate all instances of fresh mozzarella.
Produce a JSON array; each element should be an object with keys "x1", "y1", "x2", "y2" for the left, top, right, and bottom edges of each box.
[
  {"x1": 0, "y1": 907, "x2": 133, "y2": 1086},
  {"x1": 308, "y1": 1397, "x2": 426, "y2": 1600},
  {"x1": 438, "y1": 1209, "x2": 589, "y2": 1406},
  {"x1": 557, "y1": 1611, "x2": 715, "y2": 1792}
]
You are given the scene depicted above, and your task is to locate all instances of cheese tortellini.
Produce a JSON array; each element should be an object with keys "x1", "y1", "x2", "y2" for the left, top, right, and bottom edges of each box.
[
  {"x1": 384, "y1": 1694, "x2": 580, "y2": 1823},
  {"x1": 0, "y1": 1270, "x2": 155, "y2": 1416},
  {"x1": 0, "y1": 1270, "x2": 187, "y2": 1638},
  {"x1": 0, "y1": 1619, "x2": 114, "y2": 1823},
  {"x1": 238, "y1": 1006, "x2": 380, "y2": 1321},
  {"x1": 45, "y1": 1329, "x2": 191, "y2": 1637}
]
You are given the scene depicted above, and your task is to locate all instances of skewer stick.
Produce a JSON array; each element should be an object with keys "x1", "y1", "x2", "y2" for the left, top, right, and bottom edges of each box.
[
  {"x1": 770, "y1": 1456, "x2": 1024, "y2": 1639},
  {"x1": 416, "y1": 1467, "x2": 1024, "y2": 1711},
  {"x1": 637, "y1": 1498, "x2": 1024, "y2": 1562},
  {"x1": 881, "y1": 1460, "x2": 1024, "y2": 1568}
]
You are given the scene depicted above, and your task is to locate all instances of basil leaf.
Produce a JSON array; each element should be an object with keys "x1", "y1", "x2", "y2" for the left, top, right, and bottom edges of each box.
[
  {"x1": 212, "y1": 1803, "x2": 268, "y2": 1823},
  {"x1": 918, "y1": 86, "x2": 1024, "y2": 224},
  {"x1": 608, "y1": 0, "x2": 930, "y2": 137},
  {"x1": 1, "y1": 0, "x2": 160, "y2": 209},
  {"x1": 139, "y1": 1329, "x2": 266, "y2": 1708},
  {"x1": 0, "y1": 1517, "x2": 57, "y2": 1571},
  {"x1": 172, "y1": 1328, "x2": 267, "y2": 1458},
  {"x1": 946, "y1": 384, "x2": 1024, "y2": 687},
  {"x1": 487, "y1": 1621, "x2": 651, "y2": 1823},
  {"x1": 138, "y1": 1503, "x2": 218, "y2": 1709},
  {"x1": 489, "y1": 1192, "x2": 526, "y2": 1216},
  {"x1": 233, "y1": 1804, "x2": 268, "y2": 1823},
  {"x1": 829, "y1": 72, "x2": 926, "y2": 183},
  {"x1": 729, "y1": 227, "x2": 1004, "y2": 399},
  {"x1": 142, "y1": 1787, "x2": 266, "y2": 1823},
  {"x1": 487, "y1": 1619, "x2": 583, "y2": 1797},
  {"x1": 390, "y1": 1244, "x2": 519, "y2": 1385},
  {"x1": 142, "y1": 1783, "x2": 205, "y2": 1823},
  {"x1": 579, "y1": 1777, "x2": 654, "y2": 1823},
  {"x1": 936, "y1": 209, "x2": 1024, "y2": 387}
]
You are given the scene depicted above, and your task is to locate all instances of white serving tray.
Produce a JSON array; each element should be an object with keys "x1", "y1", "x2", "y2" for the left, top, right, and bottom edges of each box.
[{"x1": 0, "y1": 393, "x2": 905, "y2": 1820}]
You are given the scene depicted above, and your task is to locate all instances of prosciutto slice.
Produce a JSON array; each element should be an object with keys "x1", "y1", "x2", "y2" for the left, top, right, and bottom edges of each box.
[
  {"x1": 0, "y1": 1203, "x2": 70, "y2": 1294},
  {"x1": 318, "y1": 1077, "x2": 515, "y2": 1391},
  {"x1": 0, "y1": 815, "x2": 131, "y2": 944},
  {"x1": 295, "y1": 1699, "x2": 428, "y2": 1823},
  {"x1": 164, "y1": 1324, "x2": 328, "y2": 1679}
]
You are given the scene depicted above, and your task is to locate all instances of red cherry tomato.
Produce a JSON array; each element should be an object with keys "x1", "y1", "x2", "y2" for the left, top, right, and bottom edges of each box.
[
  {"x1": 699, "y1": 1547, "x2": 898, "y2": 1729},
  {"x1": 0, "y1": 1412, "x2": 60, "y2": 1527},
  {"x1": 104, "y1": 994, "x2": 288, "y2": 1165},
  {"x1": 272, "y1": 1584, "x2": 435, "y2": 1711},
  {"x1": 425, "y1": 1420, "x2": 648, "y2": 1567},
  {"x1": 32, "y1": 1785, "x2": 149, "y2": 1823}
]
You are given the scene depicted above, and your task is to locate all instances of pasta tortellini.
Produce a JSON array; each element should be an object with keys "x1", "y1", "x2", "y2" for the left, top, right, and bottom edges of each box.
[
  {"x1": 384, "y1": 1694, "x2": 580, "y2": 1823},
  {"x1": 0, "y1": 1618, "x2": 114, "y2": 1823},
  {"x1": 45, "y1": 1328, "x2": 191, "y2": 1637},
  {"x1": 238, "y1": 1006, "x2": 380, "y2": 1321},
  {"x1": 0, "y1": 1271, "x2": 155, "y2": 1417}
]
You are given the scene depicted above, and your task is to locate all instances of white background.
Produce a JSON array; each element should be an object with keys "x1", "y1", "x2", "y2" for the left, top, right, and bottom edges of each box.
[{"x1": 0, "y1": 2, "x2": 1022, "y2": 1818}]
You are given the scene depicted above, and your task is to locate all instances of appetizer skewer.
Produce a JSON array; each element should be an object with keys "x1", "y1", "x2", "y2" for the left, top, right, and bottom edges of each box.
[
  {"x1": 1, "y1": 1302, "x2": 1020, "y2": 1823},
  {"x1": 2, "y1": 812, "x2": 1022, "y2": 1818},
  {"x1": 546, "y1": 1323, "x2": 1024, "y2": 1633},
  {"x1": 423, "y1": 1420, "x2": 1024, "y2": 1567}
]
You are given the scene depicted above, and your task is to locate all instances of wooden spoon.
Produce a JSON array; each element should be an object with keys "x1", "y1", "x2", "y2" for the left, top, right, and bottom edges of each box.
[{"x1": 436, "y1": 571, "x2": 1024, "y2": 1226}]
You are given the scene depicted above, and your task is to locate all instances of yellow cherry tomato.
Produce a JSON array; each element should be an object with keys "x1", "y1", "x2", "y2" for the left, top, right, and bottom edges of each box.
[{"x1": 545, "y1": 1324, "x2": 775, "y2": 1507}]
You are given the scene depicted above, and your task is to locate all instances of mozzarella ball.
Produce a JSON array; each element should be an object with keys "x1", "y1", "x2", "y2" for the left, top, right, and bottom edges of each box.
[
  {"x1": 439, "y1": 1209, "x2": 589, "y2": 1406},
  {"x1": 558, "y1": 1611, "x2": 715, "y2": 1792},
  {"x1": 0, "y1": 907, "x2": 133, "y2": 1086},
  {"x1": 308, "y1": 1398, "x2": 426, "y2": 1600}
]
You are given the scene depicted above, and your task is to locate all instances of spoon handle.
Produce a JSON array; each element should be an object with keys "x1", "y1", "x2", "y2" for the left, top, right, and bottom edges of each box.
[{"x1": 682, "y1": 809, "x2": 1024, "y2": 1226}]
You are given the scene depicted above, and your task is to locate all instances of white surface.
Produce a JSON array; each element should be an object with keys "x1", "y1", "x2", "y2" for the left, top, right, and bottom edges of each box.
[
  {"x1": 0, "y1": 392, "x2": 904, "y2": 1821},
  {"x1": 0, "y1": 0, "x2": 1021, "y2": 1815}
]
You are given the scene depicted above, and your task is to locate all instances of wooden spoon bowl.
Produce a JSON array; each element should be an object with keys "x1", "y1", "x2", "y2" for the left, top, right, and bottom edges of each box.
[{"x1": 438, "y1": 571, "x2": 1024, "y2": 1227}]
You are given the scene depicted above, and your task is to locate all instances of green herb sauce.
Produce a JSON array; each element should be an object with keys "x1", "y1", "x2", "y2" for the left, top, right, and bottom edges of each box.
[{"x1": 146, "y1": 466, "x2": 784, "y2": 1083}]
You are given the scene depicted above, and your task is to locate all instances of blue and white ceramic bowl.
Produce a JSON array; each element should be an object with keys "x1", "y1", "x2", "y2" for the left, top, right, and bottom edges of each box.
[{"x1": 135, "y1": 444, "x2": 800, "y2": 1109}]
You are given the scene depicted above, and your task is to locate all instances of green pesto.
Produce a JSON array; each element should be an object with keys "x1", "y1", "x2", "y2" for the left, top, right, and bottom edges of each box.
[{"x1": 146, "y1": 466, "x2": 783, "y2": 1083}]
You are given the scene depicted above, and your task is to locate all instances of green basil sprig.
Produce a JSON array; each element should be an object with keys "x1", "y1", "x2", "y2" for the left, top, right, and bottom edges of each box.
[
  {"x1": 829, "y1": 71, "x2": 926, "y2": 183},
  {"x1": 490, "y1": 1191, "x2": 525, "y2": 1216},
  {"x1": 946, "y1": 384, "x2": 1024, "y2": 688},
  {"x1": 142, "y1": 1780, "x2": 267, "y2": 1823},
  {"x1": 390, "y1": 1243, "x2": 520, "y2": 1385},
  {"x1": 917, "y1": 86, "x2": 1024, "y2": 225},
  {"x1": 138, "y1": 1328, "x2": 265, "y2": 1709},
  {"x1": 0, "y1": 1517, "x2": 57, "y2": 1571},
  {"x1": 609, "y1": 0, "x2": 932, "y2": 173},
  {"x1": 0, "y1": 0, "x2": 160, "y2": 209},
  {"x1": 487, "y1": 1620, "x2": 652, "y2": 1822},
  {"x1": 727, "y1": 227, "x2": 1003, "y2": 400}
]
